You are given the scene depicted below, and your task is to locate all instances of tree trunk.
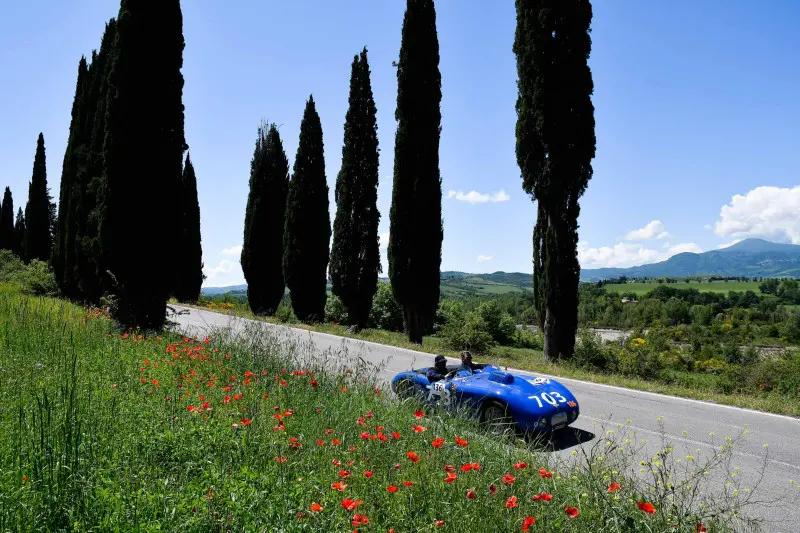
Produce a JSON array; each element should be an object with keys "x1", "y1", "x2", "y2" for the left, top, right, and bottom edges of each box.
[
  {"x1": 405, "y1": 307, "x2": 424, "y2": 345},
  {"x1": 542, "y1": 305, "x2": 556, "y2": 362}
]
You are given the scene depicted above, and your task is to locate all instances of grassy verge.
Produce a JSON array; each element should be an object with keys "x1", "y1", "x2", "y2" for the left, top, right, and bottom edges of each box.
[
  {"x1": 182, "y1": 302, "x2": 800, "y2": 417},
  {"x1": 0, "y1": 287, "x2": 768, "y2": 531}
]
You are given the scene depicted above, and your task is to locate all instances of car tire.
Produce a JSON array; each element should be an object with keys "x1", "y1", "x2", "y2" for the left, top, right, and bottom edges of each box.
[{"x1": 480, "y1": 401, "x2": 516, "y2": 436}]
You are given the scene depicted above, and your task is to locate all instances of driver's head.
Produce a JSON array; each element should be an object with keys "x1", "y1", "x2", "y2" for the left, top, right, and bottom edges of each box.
[
  {"x1": 460, "y1": 350, "x2": 473, "y2": 365},
  {"x1": 434, "y1": 355, "x2": 447, "y2": 373}
]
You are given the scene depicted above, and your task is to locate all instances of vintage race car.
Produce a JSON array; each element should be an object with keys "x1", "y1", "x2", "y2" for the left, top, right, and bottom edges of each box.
[{"x1": 391, "y1": 363, "x2": 580, "y2": 434}]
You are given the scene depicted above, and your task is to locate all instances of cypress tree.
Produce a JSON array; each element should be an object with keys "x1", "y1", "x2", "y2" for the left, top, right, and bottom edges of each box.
[
  {"x1": 241, "y1": 122, "x2": 289, "y2": 316},
  {"x1": 388, "y1": 0, "x2": 443, "y2": 344},
  {"x1": 53, "y1": 56, "x2": 89, "y2": 297},
  {"x1": 0, "y1": 188, "x2": 13, "y2": 251},
  {"x1": 23, "y1": 133, "x2": 53, "y2": 262},
  {"x1": 330, "y1": 48, "x2": 381, "y2": 331},
  {"x1": 513, "y1": 0, "x2": 596, "y2": 361},
  {"x1": 284, "y1": 96, "x2": 331, "y2": 323},
  {"x1": 100, "y1": 1, "x2": 186, "y2": 329},
  {"x1": 77, "y1": 19, "x2": 117, "y2": 304},
  {"x1": 13, "y1": 208, "x2": 25, "y2": 257},
  {"x1": 174, "y1": 153, "x2": 203, "y2": 302}
]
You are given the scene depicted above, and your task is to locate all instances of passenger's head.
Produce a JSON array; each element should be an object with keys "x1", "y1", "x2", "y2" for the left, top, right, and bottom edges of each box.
[
  {"x1": 434, "y1": 354, "x2": 447, "y2": 372},
  {"x1": 460, "y1": 350, "x2": 473, "y2": 365}
]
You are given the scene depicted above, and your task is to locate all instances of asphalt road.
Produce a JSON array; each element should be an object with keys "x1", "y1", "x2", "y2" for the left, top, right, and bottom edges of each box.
[{"x1": 171, "y1": 305, "x2": 800, "y2": 532}]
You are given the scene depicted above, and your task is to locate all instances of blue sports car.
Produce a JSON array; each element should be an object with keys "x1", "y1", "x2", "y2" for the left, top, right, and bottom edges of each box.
[{"x1": 391, "y1": 363, "x2": 580, "y2": 434}]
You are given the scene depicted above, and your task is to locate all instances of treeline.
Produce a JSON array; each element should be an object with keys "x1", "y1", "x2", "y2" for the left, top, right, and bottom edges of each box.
[
  {"x1": 40, "y1": 2, "x2": 204, "y2": 329},
  {"x1": 240, "y1": 1, "x2": 443, "y2": 345},
  {"x1": 0, "y1": 135, "x2": 56, "y2": 263}
]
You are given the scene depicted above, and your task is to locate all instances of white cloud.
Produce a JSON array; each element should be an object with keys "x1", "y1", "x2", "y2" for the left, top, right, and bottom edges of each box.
[
  {"x1": 446, "y1": 189, "x2": 510, "y2": 204},
  {"x1": 379, "y1": 231, "x2": 390, "y2": 248},
  {"x1": 203, "y1": 259, "x2": 234, "y2": 282},
  {"x1": 624, "y1": 220, "x2": 671, "y2": 241},
  {"x1": 714, "y1": 186, "x2": 800, "y2": 244},
  {"x1": 579, "y1": 241, "x2": 702, "y2": 268},
  {"x1": 477, "y1": 255, "x2": 493, "y2": 263},
  {"x1": 221, "y1": 244, "x2": 243, "y2": 256}
]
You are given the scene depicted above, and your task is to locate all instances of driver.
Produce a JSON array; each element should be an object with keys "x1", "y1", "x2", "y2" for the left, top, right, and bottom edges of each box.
[
  {"x1": 459, "y1": 350, "x2": 487, "y2": 372},
  {"x1": 426, "y1": 355, "x2": 449, "y2": 383}
]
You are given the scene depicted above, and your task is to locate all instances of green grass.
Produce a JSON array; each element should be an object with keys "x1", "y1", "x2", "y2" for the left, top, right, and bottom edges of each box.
[
  {"x1": 603, "y1": 281, "x2": 763, "y2": 296},
  {"x1": 441, "y1": 276, "x2": 529, "y2": 297},
  {"x1": 186, "y1": 302, "x2": 800, "y2": 417},
  {"x1": 0, "y1": 285, "x2": 761, "y2": 532}
]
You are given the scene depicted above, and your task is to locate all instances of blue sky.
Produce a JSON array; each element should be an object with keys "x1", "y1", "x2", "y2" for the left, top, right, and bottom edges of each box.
[{"x1": 1, "y1": 1, "x2": 798, "y2": 287}]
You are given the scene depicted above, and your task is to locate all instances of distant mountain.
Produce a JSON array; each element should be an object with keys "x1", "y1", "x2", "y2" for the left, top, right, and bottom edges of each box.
[
  {"x1": 580, "y1": 238, "x2": 800, "y2": 281},
  {"x1": 202, "y1": 284, "x2": 247, "y2": 295}
]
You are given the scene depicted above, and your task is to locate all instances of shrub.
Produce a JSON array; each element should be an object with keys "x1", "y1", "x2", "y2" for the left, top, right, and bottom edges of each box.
[
  {"x1": 324, "y1": 294, "x2": 348, "y2": 324},
  {"x1": 748, "y1": 351, "x2": 800, "y2": 397},
  {"x1": 438, "y1": 310, "x2": 495, "y2": 354},
  {"x1": 275, "y1": 301, "x2": 297, "y2": 324},
  {"x1": 511, "y1": 326, "x2": 543, "y2": 350},
  {"x1": 475, "y1": 300, "x2": 516, "y2": 345},
  {"x1": 0, "y1": 249, "x2": 25, "y2": 281},
  {"x1": 572, "y1": 329, "x2": 617, "y2": 372},
  {"x1": 369, "y1": 282, "x2": 404, "y2": 331},
  {"x1": 617, "y1": 337, "x2": 663, "y2": 379}
]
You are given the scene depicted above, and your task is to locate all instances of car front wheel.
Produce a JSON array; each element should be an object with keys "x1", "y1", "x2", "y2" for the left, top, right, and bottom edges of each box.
[{"x1": 481, "y1": 401, "x2": 516, "y2": 436}]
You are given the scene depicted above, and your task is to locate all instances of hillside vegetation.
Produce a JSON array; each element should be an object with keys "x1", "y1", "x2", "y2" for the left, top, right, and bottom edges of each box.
[{"x1": 0, "y1": 284, "x2": 759, "y2": 532}]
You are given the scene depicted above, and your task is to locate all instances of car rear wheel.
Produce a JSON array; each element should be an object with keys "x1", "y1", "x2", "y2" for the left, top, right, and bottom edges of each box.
[{"x1": 481, "y1": 401, "x2": 516, "y2": 436}]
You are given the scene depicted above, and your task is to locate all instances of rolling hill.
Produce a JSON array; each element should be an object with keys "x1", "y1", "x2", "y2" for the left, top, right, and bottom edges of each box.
[
  {"x1": 200, "y1": 239, "x2": 800, "y2": 295},
  {"x1": 580, "y1": 238, "x2": 800, "y2": 281}
]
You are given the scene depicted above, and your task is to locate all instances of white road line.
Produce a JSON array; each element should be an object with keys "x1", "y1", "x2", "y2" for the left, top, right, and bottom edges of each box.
[{"x1": 582, "y1": 415, "x2": 800, "y2": 472}]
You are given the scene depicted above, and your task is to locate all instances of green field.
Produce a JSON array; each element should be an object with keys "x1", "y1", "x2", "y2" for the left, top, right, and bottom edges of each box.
[
  {"x1": 0, "y1": 284, "x2": 752, "y2": 532},
  {"x1": 441, "y1": 276, "x2": 530, "y2": 296},
  {"x1": 603, "y1": 280, "x2": 762, "y2": 296}
]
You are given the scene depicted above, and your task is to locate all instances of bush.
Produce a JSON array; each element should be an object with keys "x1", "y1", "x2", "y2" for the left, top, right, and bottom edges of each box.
[
  {"x1": 0, "y1": 250, "x2": 25, "y2": 281},
  {"x1": 512, "y1": 327, "x2": 543, "y2": 350},
  {"x1": 747, "y1": 350, "x2": 800, "y2": 397},
  {"x1": 572, "y1": 329, "x2": 618, "y2": 372},
  {"x1": 369, "y1": 282, "x2": 404, "y2": 331},
  {"x1": 475, "y1": 300, "x2": 516, "y2": 345},
  {"x1": 0, "y1": 253, "x2": 58, "y2": 297},
  {"x1": 325, "y1": 294, "x2": 348, "y2": 324},
  {"x1": 275, "y1": 301, "x2": 297, "y2": 324},
  {"x1": 617, "y1": 337, "x2": 663, "y2": 379},
  {"x1": 438, "y1": 310, "x2": 495, "y2": 354}
]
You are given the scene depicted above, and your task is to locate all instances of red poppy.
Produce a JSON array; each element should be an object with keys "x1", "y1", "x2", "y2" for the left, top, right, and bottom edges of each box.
[
  {"x1": 403, "y1": 480, "x2": 414, "y2": 487},
  {"x1": 357, "y1": 417, "x2": 366, "y2": 427},
  {"x1": 608, "y1": 482, "x2": 621, "y2": 493},
  {"x1": 339, "y1": 470, "x2": 351, "y2": 478},
  {"x1": 513, "y1": 462, "x2": 527, "y2": 470},
  {"x1": 502, "y1": 473, "x2": 516, "y2": 485},
  {"x1": 394, "y1": 463, "x2": 402, "y2": 469},
  {"x1": 455, "y1": 435, "x2": 468, "y2": 447},
  {"x1": 364, "y1": 470, "x2": 373, "y2": 478},
  {"x1": 233, "y1": 394, "x2": 243, "y2": 401},
  {"x1": 565, "y1": 506, "x2": 579, "y2": 518},
  {"x1": 696, "y1": 524, "x2": 707, "y2": 533},
  {"x1": 432, "y1": 437, "x2": 445, "y2": 449},
  {"x1": 522, "y1": 516, "x2": 536, "y2": 532},
  {"x1": 201, "y1": 402, "x2": 211, "y2": 409},
  {"x1": 538, "y1": 468, "x2": 553, "y2": 479},
  {"x1": 506, "y1": 496, "x2": 518, "y2": 508},
  {"x1": 413, "y1": 425, "x2": 427, "y2": 433},
  {"x1": 434, "y1": 520, "x2": 445, "y2": 527},
  {"x1": 186, "y1": 405, "x2": 196, "y2": 412},
  {"x1": 332, "y1": 459, "x2": 341, "y2": 466},
  {"x1": 275, "y1": 456, "x2": 287, "y2": 463},
  {"x1": 352, "y1": 514, "x2": 369, "y2": 527},
  {"x1": 387, "y1": 485, "x2": 399, "y2": 493},
  {"x1": 377, "y1": 432, "x2": 388, "y2": 442},
  {"x1": 532, "y1": 492, "x2": 552, "y2": 502},
  {"x1": 310, "y1": 503, "x2": 323, "y2": 512},
  {"x1": 460, "y1": 464, "x2": 473, "y2": 472},
  {"x1": 316, "y1": 440, "x2": 325, "y2": 446},
  {"x1": 365, "y1": 410, "x2": 374, "y2": 418},
  {"x1": 407, "y1": 451, "x2": 420, "y2": 463},
  {"x1": 637, "y1": 502, "x2": 656, "y2": 514},
  {"x1": 223, "y1": 396, "x2": 231, "y2": 404},
  {"x1": 466, "y1": 488, "x2": 476, "y2": 499},
  {"x1": 444, "y1": 464, "x2": 456, "y2": 472},
  {"x1": 360, "y1": 431, "x2": 371, "y2": 440},
  {"x1": 331, "y1": 481, "x2": 347, "y2": 491},
  {"x1": 241, "y1": 418, "x2": 252, "y2": 426},
  {"x1": 414, "y1": 410, "x2": 425, "y2": 419},
  {"x1": 489, "y1": 483, "x2": 497, "y2": 494},
  {"x1": 310, "y1": 379, "x2": 318, "y2": 388},
  {"x1": 341, "y1": 499, "x2": 363, "y2": 511},
  {"x1": 325, "y1": 429, "x2": 334, "y2": 435},
  {"x1": 445, "y1": 472, "x2": 458, "y2": 483},
  {"x1": 332, "y1": 439, "x2": 342, "y2": 445}
]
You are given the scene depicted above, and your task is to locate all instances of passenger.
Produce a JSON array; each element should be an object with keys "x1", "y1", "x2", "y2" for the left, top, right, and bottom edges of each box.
[
  {"x1": 459, "y1": 350, "x2": 487, "y2": 373},
  {"x1": 426, "y1": 355, "x2": 450, "y2": 383}
]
